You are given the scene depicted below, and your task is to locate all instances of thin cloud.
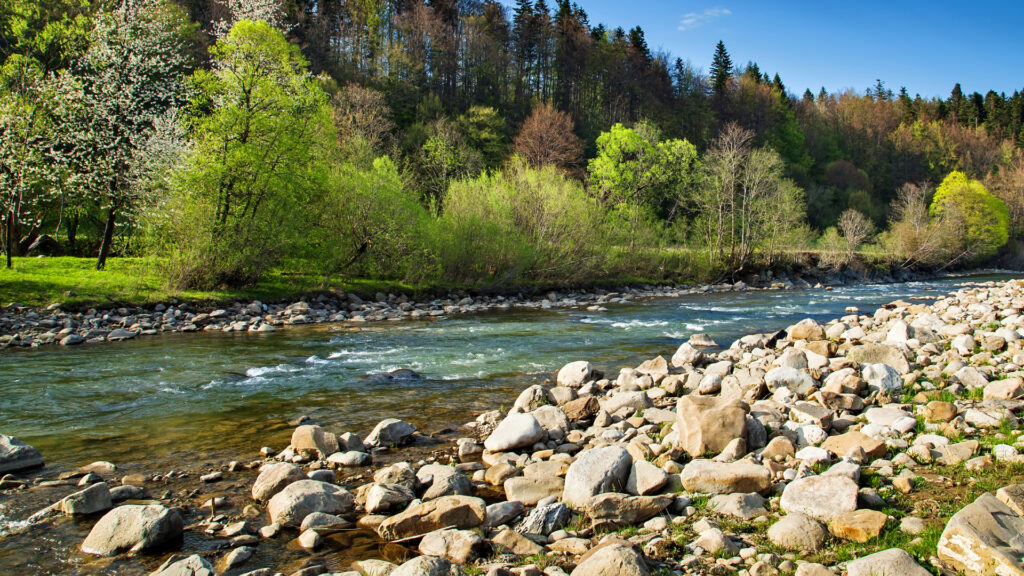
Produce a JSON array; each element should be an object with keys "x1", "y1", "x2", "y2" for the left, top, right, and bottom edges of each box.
[{"x1": 678, "y1": 7, "x2": 731, "y2": 31}]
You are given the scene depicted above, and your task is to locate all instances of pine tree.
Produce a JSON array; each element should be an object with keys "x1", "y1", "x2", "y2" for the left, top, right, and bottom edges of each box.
[{"x1": 709, "y1": 40, "x2": 732, "y2": 98}]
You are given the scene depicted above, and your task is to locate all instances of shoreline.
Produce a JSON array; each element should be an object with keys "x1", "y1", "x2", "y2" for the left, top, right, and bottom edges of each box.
[
  {"x1": 3, "y1": 276, "x2": 1024, "y2": 574},
  {"x1": 0, "y1": 265, "x2": 987, "y2": 350}
]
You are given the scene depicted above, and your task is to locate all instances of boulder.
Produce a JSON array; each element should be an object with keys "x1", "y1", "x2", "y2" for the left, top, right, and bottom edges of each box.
[
  {"x1": 483, "y1": 413, "x2": 545, "y2": 453},
  {"x1": 391, "y1": 556, "x2": 454, "y2": 576},
  {"x1": 862, "y1": 363, "x2": 902, "y2": 393},
  {"x1": 849, "y1": 344, "x2": 910, "y2": 374},
  {"x1": 365, "y1": 419, "x2": 417, "y2": 449},
  {"x1": 675, "y1": 396, "x2": 748, "y2": 458},
  {"x1": 557, "y1": 361, "x2": 593, "y2": 387},
  {"x1": 671, "y1": 343, "x2": 703, "y2": 367},
  {"x1": 569, "y1": 542, "x2": 649, "y2": 576},
  {"x1": 291, "y1": 425, "x2": 340, "y2": 458},
  {"x1": 985, "y1": 378, "x2": 1024, "y2": 400},
  {"x1": 81, "y1": 504, "x2": 183, "y2": 556},
  {"x1": 767, "y1": 513, "x2": 827, "y2": 552},
  {"x1": 504, "y1": 477, "x2": 564, "y2": 506},
  {"x1": 788, "y1": 319, "x2": 826, "y2": 341},
  {"x1": 779, "y1": 475, "x2": 858, "y2": 523},
  {"x1": 351, "y1": 559, "x2": 399, "y2": 576},
  {"x1": 485, "y1": 500, "x2": 524, "y2": 528},
  {"x1": 0, "y1": 435, "x2": 44, "y2": 474},
  {"x1": 59, "y1": 482, "x2": 112, "y2": 516},
  {"x1": 635, "y1": 356, "x2": 669, "y2": 380},
  {"x1": 680, "y1": 459, "x2": 771, "y2": 495},
  {"x1": 252, "y1": 462, "x2": 306, "y2": 503},
  {"x1": 846, "y1": 548, "x2": 930, "y2": 576},
  {"x1": 626, "y1": 461, "x2": 669, "y2": 496},
  {"x1": 562, "y1": 446, "x2": 632, "y2": 509},
  {"x1": 418, "y1": 528, "x2": 486, "y2": 564},
  {"x1": 516, "y1": 502, "x2": 572, "y2": 536},
  {"x1": 266, "y1": 480, "x2": 355, "y2": 527},
  {"x1": 709, "y1": 492, "x2": 767, "y2": 519},
  {"x1": 531, "y1": 405, "x2": 570, "y2": 434},
  {"x1": 600, "y1": 391, "x2": 653, "y2": 415},
  {"x1": 585, "y1": 494, "x2": 672, "y2": 530},
  {"x1": 821, "y1": 431, "x2": 886, "y2": 460},
  {"x1": 937, "y1": 492, "x2": 1024, "y2": 576},
  {"x1": 765, "y1": 367, "x2": 816, "y2": 396},
  {"x1": 378, "y1": 495, "x2": 486, "y2": 540},
  {"x1": 563, "y1": 396, "x2": 600, "y2": 421},
  {"x1": 513, "y1": 385, "x2": 555, "y2": 411},
  {"x1": 365, "y1": 483, "x2": 415, "y2": 514},
  {"x1": 149, "y1": 555, "x2": 216, "y2": 576},
  {"x1": 417, "y1": 464, "x2": 471, "y2": 500}
]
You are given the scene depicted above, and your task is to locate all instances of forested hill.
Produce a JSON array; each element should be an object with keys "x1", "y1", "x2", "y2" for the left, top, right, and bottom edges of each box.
[{"x1": 2, "y1": 0, "x2": 1023, "y2": 292}]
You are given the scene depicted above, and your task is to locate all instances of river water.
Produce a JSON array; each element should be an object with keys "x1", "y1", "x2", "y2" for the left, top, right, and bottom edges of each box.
[{"x1": 2, "y1": 273, "x2": 1017, "y2": 473}]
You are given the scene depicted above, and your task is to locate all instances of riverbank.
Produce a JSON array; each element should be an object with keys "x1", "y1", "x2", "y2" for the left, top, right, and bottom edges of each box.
[
  {"x1": 1, "y1": 257, "x2": 936, "y2": 349},
  {"x1": 2, "y1": 277, "x2": 1024, "y2": 575}
]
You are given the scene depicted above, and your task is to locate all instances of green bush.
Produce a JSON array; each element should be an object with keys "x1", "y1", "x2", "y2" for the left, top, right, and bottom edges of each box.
[{"x1": 930, "y1": 171, "x2": 1010, "y2": 261}]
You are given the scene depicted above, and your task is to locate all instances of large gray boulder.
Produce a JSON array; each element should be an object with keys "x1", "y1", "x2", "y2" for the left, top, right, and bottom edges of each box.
[
  {"x1": 937, "y1": 492, "x2": 1024, "y2": 576},
  {"x1": 251, "y1": 462, "x2": 306, "y2": 503},
  {"x1": 365, "y1": 419, "x2": 417, "y2": 448},
  {"x1": 417, "y1": 464, "x2": 472, "y2": 500},
  {"x1": 149, "y1": 554, "x2": 216, "y2": 576},
  {"x1": 483, "y1": 413, "x2": 545, "y2": 453},
  {"x1": 59, "y1": 482, "x2": 112, "y2": 516},
  {"x1": 0, "y1": 435, "x2": 43, "y2": 474},
  {"x1": 849, "y1": 344, "x2": 910, "y2": 374},
  {"x1": 81, "y1": 504, "x2": 184, "y2": 556},
  {"x1": 562, "y1": 446, "x2": 632, "y2": 509},
  {"x1": 780, "y1": 475, "x2": 858, "y2": 523},
  {"x1": 266, "y1": 480, "x2": 354, "y2": 527}
]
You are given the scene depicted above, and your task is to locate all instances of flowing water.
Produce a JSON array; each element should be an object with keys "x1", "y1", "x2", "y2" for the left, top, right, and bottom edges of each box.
[{"x1": 0, "y1": 273, "x2": 1018, "y2": 574}]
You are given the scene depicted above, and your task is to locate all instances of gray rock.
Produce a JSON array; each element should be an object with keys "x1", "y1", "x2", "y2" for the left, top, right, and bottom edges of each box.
[
  {"x1": 365, "y1": 419, "x2": 417, "y2": 448},
  {"x1": 517, "y1": 502, "x2": 572, "y2": 536},
  {"x1": 679, "y1": 459, "x2": 771, "y2": 495},
  {"x1": 569, "y1": 543, "x2": 649, "y2": 576},
  {"x1": 391, "y1": 556, "x2": 454, "y2": 576},
  {"x1": 485, "y1": 500, "x2": 524, "y2": 528},
  {"x1": 266, "y1": 480, "x2": 354, "y2": 527},
  {"x1": 418, "y1": 528, "x2": 486, "y2": 564},
  {"x1": 709, "y1": 492, "x2": 767, "y2": 519},
  {"x1": 765, "y1": 367, "x2": 816, "y2": 396},
  {"x1": 846, "y1": 548, "x2": 930, "y2": 576},
  {"x1": 299, "y1": 511, "x2": 351, "y2": 533},
  {"x1": 768, "y1": 512, "x2": 827, "y2": 552},
  {"x1": 0, "y1": 435, "x2": 44, "y2": 474},
  {"x1": 557, "y1": 361, "x2": 594, "y2": 387},
  {"x1": 252, "y1": 462, "x2": 306, "y2": 503},
  {"x1": 483, "y1": 413, "x2": 545, "y2": 453},
  {"x1": 780, "y1": 475, "x2": 858, "y2": 523},
  {"x1": 849, "y1": 344, "x2": 910, "y2": 374},
  {"x1": 59, "y1": 482, "x2": 112, "y2": 515},
  {"x1": 365, "y1": 483, "x2": 416, "y2": 514},
  {"x1": 937, "y1": 492, "x2": 1024, "y2": 576},
  {"x1": 626, "y1": 460, "x2": 669, "y2": 496},
  {"x1": 585, "y1": 494, "x2": 672, "y2": 530},
  {"x1": 562, "y1": 446, "x2": 632, "y2": 509},
  {"x1": 149, "y1": 554, "x2": 216, "y2": 576},
  {"x1": 862, "y1": 363, "x2": 902, "y2": 393},
  {"x1": 81, "y1": 504, "x2": 184, "y2": 556}
]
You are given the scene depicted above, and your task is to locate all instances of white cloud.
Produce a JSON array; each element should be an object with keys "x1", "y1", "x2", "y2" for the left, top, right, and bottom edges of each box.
[{"x1": 678, "y1": 7, "x2": 731, "y2": 31}]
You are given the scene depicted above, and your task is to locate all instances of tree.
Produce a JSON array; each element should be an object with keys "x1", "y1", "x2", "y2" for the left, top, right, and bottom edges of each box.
[
  {"x1": 332, "y1": 83, "x2": 395, "y2": 164},
  {"x1": 50, "y1": 0, "x2": 193, "y2": 270},
  {"x1": 164, "y1": 19, "x2": 335, "y2": 288},
  {"x1": 837, "y1": 208, "x2": 873, "y2": 261},
  {"x1": 709, "y1": 40, "x2": 732, "y2": 103},
  {"x1": 929, "y1": 171, "x2": 1010, "y2": 261},
  {"x1": 512, "y1": 102, "x2": 583, "y2": 172},
  {"x1": 419, "y1": 118, "x2": 481, "y2": 204}
]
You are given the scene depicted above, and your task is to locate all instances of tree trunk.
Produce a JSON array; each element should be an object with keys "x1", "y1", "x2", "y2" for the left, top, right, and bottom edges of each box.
[
  {"x1": 4, "y1": 211, "x2": 12, "y2": 269},
  {"x1": 96, "y1": 207, "x2": 117, "y2": 271},
  {"x1": 68, "y1": 213, "x2": 78, "y2": 250}
]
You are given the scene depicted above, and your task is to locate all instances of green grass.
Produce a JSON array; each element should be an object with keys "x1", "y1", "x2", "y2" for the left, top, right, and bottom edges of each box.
[{"x1": 0, "y1": 256, "x2": 423, "y2": 308}]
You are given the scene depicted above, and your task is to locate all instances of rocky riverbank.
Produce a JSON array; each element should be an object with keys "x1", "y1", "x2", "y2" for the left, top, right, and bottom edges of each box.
[
  {"x1": 4, "y1": 277, "x2": 1024, "y2": 576},
  {"x1": 0, "y1": 266, "x2": 928, "y2": 349}
]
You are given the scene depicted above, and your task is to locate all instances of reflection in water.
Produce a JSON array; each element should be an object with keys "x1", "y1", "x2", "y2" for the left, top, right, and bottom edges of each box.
[{"x1": 0, "y1": 274, "x2": 1015, "y2": 472}]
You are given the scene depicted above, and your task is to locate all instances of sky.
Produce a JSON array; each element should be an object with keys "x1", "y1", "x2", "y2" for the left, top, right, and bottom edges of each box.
[{"x1": 502, "y1": 0, "x2": 1024, "y2": 99}]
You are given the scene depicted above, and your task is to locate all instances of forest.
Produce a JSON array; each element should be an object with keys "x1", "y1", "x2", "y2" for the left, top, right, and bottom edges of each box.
[{"x1": 2, "y1": 0, "x2": 1023, "y2": 292}]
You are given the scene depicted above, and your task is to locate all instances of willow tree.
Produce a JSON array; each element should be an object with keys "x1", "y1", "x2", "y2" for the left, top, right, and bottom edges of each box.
[
  {"x1": 166, "y1": 19, "x2": 335, "y2": 288},
  {"x1": 50, "y1": 0, "x2": 193, "y2": 270}
]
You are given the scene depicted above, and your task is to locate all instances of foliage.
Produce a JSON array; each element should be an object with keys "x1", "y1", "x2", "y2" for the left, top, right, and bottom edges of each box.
[
  {"x1": 929, "y1": 171, "x2": 1010, "y2": 261},
  {"x1": 513, "y1": 102, "x2": 583, "y2": 172},
  {"x1": 162, "y1": 19, "x2": 334, "y2": 288}
]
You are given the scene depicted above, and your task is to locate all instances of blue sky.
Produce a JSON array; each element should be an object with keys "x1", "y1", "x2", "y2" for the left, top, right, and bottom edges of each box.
[{"x1": 503, "y1": 0, "x2": 1024, "y2": 99}]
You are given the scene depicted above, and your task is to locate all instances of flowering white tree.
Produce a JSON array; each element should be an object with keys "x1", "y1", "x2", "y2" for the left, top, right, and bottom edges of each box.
[{"x1": 50, "y1": 0, "x2": 192, "y2": 269}]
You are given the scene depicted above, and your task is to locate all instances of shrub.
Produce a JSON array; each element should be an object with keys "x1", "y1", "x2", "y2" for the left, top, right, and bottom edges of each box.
[{"x1": 930, "y1": 171, "x2": 1010, "y2": 262}]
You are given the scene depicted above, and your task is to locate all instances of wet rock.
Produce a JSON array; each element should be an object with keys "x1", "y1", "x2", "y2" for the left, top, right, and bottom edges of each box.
[
  {"x1": 378, "y1": 495, "x2": 487, "y2": 540},
  {"x1": 483, "y1": 413, "x2": 545, "y2": 453},
  {"x1": 267, "y1": 480, "x2": 355, "y2": 527},
  {"x1": 110, "y1": 485, "x2": 146, "y2": 501},
  {"x1": 937, "y1": 492, "x2": 1024, "y2": 576},
  {"x1": 675, "y1": 396, "x2": 748, "y2": 458},
  {"x1": 780, "y1": 475, "x2": 858, "y2": 523},
  {"x1": 252, "y1": 462, "x2": 306, "y2": 503},
  {"x1": 0, "y1": 435, "x2": 44, "y2": 474},
  {"x1": 59, "y1": 482, "x2": 112, "y2": 515},
  {"x1": 150, "y1": 554, "x2": 216, "y2": 576},
  {"x1": 418, "y1": 528, "x2": 486, "y2": 564},
  {"x1": 298, "y1": 529, "x2": 321, "y2": 550},
  {"x1": 562, "y1": 446, "x2": 632, "y2": 509},
  {"x1": 846, "y1": 548, "x2": 930, "y2": 576},
  {"x1": 365, "y1": 419, "x2": 417, "y2": 448},
  {"x1": 767, "y1": 513, "x2": 827, "y2": 552},
  {"x1": 300, "y1": 511, "x2": 352, "y2": 533},
  {"x1": 81, "y1": 504, "x2": 184, "y2": 556},
  {"x1": 569, "y1": 542, "x2": 649, "y2": 576},
  {"x1": 679, "y1": 459, "x2": 771, "y2": 495}
]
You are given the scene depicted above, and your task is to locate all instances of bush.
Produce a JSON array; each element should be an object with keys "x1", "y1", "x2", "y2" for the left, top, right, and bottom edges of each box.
[
  {"x1": 437, "y1": 158, "x2": 607, "y2": 285},
  {"x1": 930, "y1": 171, "x2": 1010, "y2": 261}
]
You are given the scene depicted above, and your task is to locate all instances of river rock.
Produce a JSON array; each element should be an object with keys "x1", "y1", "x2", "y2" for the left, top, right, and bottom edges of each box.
[
  {"x1": 417, "y1": 464, "x2": 471, "y2": 500},
  {"x1": 821, "y1": 431, "x2": 887, "y2": 460},
  {"x1": 517, "y1": 502, "x2": 571, "y2": 536},
  {"x1": 849, "y1": 344, "x2": 910, "y2": 374},
  {"x1": 557, "y1": 361, "x2": 593, "y2": 387},
  {"x1": 937, "y1": 492, "x2": 1024, "y2": 576},
  {"x1": 985, "y1": 378, "x2": 1024, "y2": 400},
  {"x1": 862, "y1": 363, "x2": 902, "y2": 393},
  {"x1": 493, "y1": 528, "x2": 545, "y2": 555},
  {"x1": 365, "y1": 483, "x2": 416, "y2": 514},
  {"x1": 531, "y1": 405, "x2": 570, "y2": 434},
  {"x1": 788, "y1": 319, "x2": 825, "y2": 341},
  {"x1": 0, "y1": 435, "x2": 44, "y2": 474},
  {"x1": 378, "y1": 495, "x2": 487, "y2": 540},
  {"x1": 570, "y1": 542, "x2": 649, "y2": 576},
  {"x1": 365, "y1": 419, "x2": 417, "y2": 448},
  {"x1": 671, "y1": 343, "x2": 703, "y2": 367},
  {"x1": 391, "y1": 556, "x2": 454, "y2": 576},
  {"x1": 765, "y1": 367, "x2": 816, "y2": 396},
  {"x1": 680, "y1": 459, "x2": 771, "y2": 495},
  {"x1": 291, "y1": 425, "x2": 340, "y2": 458},
  {"x1": 350, "y1": 559, "x2": 399, "y2": 576},
  {"x1": 150, "y1": 554, "x2": 216, "y2": 576},
  {"x1": 767, "y1": 513, "x2": 827, "y2": 551},
  {"x1": 418, "y1": 528, "x2": 486, "y2": 564},
  {"x1": 252, "y1": 462, "x2": 306, "y2": 503},
  {"x1": 59, "y1": 482, "x2": 112, "y2": 515},
  {"x1": 829, "y1": 509, "x2": 888, "y2": 542},
  {"x1": 81, "y1": 504, "x2": 183, "y2": 556},
  {"x1": 563, "y1": 396, "x2": 600, "y2": 421},
  {"x1": 626, "y1": 460, "x2": 668, "y2": 496},
  {"x1": 675, "y1": 396, "x2": 748, "y2": 457},
  {"x1": 585, "y1": 494, "x2": 672, "y2": 530},
  {"x1": 709, "y1": 492, "x2": 767, "y2": 519},
  {"x1": 846, "y1": 548, "x2": 930, "y2": 576},
  {"x1": 504, "y1": 476, "x2": 564, "y2": 506},
  {"x1": 562, "y1": 446, "x2": 632, "y2": 509},
  {"x1": 484, "y1": 413, "x2": 545, "y2": 453},
  {"x1": 266, "y1": 480, "x2": 355, "y2": 527},
  {"x1": 779, "y1": 475, "x2": 858, "y2": 522},
  {"x1": 485, "y1": 500, "x2": 524, "y2": 528}
]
